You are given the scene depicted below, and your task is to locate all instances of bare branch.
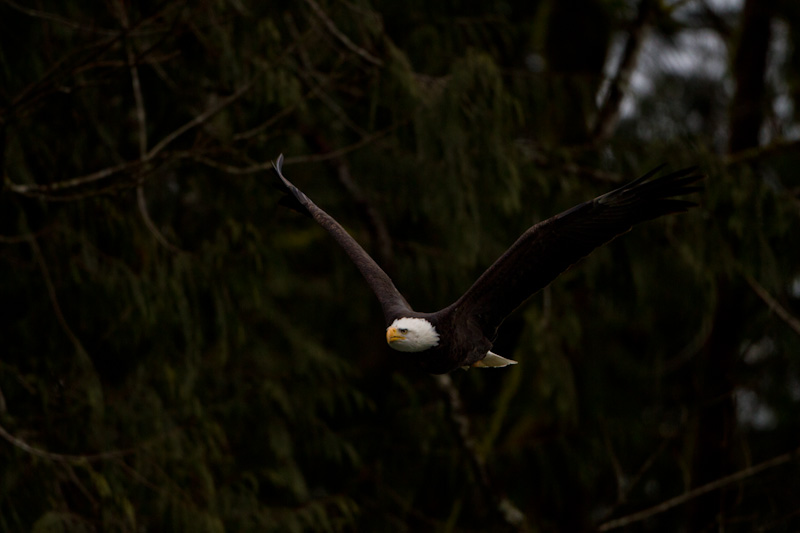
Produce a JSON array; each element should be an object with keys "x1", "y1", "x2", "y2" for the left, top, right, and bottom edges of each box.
[
  {"x1": 0, "y1": 421, "x2": 132, "y2": 463},
  {"x1": 303, "y1": 0, "x2": 383, "y2": 67},
  {"x1": 5, "y1": 160, "x2": 143, "y2": 194},
  {"x1": 724, "y1": 138, "x2": 800, "y2": 166},
  {"x1": 2, "y1": 0, "x2": 116, "y2": 34},
  {"x1": 433, "y1": 375, "x2": 528, "y2": 530},
  {"x1": 597, "y1": 445, "x2": 800, "y2": 531},
  {"x1": 592, "y1": 0, "x2": 655, "y2": 143},
  {"x1": 6, "y1": 57, "x2": 258, "y2": 199},
  {"x1": 2, "y1": 3, "x2": 178, "y2": 124}
]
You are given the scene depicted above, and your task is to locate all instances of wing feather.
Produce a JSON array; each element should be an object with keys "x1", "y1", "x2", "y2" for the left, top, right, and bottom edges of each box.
[
  {"x1": 273, "y1": 154, "x2": 412, "y2": 323},
  {"x1": 447, "y1": 167, "x2": 703, "y2": 336}
]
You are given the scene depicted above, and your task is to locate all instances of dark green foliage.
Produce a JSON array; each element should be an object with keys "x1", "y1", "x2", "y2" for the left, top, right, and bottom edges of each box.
[{"x1": 2, "y1": 0, "x2": 800, "y2": 531}]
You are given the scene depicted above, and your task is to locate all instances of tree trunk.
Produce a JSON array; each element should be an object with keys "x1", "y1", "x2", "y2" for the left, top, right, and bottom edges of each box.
[{"x1": 689, "y1": 0, "x2": 775, "y2": 528}]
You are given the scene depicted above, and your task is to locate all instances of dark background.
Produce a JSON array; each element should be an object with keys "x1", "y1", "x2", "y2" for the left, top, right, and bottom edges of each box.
[{"x1": 2, "y1": 0, "x2": 800, "y2": 531}]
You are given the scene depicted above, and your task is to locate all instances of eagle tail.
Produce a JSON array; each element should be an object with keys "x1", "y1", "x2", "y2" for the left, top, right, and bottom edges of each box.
[{"x1": 472, "y1": 351, "x2": 518, "y2": 368}]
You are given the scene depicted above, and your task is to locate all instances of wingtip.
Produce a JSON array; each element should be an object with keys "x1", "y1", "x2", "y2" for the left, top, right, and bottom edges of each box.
[
  {"x1": 272, "y1": 153, "x2": 285, "y2": 175},
  {"x1": 272, "y1": 154, "x2": 314, "y2": 218},
  {"x1": 272, "y1": 153, "x2": 295, "y2": 191}
]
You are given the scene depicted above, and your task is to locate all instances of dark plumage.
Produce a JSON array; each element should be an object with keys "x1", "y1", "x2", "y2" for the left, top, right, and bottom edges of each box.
[{"x1": 274, "y1": 155, "x2": 702, "y2": 374}]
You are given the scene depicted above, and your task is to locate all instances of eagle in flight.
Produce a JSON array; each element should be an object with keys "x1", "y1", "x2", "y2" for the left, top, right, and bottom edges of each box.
[{"x1": 274, "y1": 155, "x2": 702, "y2": 374}]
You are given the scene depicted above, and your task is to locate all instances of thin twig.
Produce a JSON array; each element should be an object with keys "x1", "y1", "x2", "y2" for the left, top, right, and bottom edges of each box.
[
  {"x1": 0, "y1": 225, "x2": 55, "y2": 243},
  {"x1": 26, "y1": 233, "x2": 96, "y2": 377},
  {"x1": 145, "y1": 80, "x2": 256, "y2": 161},
  {"x1": 231, "y1": 105, "x2": 297, "y2": 141},
  {"x1": 743, "y1": 272, "x2": 800, "y2": 337},
  {"x1": 600, "y1": 420, "x2": 627, "y2": 504},
  {"x1": 64, "y1": 463, "x2": 100, "y2": 509},
  {"x1": 596, "y1": 433, "x2": 677, "y2": 523},
  {"x1": 118, "y1": 1, "x2": 184, "y2": 253},
  {"x1": 597, "y1": 445, "x2": 800, "y2": 531},
  {"x1": 724, "y1": 138, "x2": 800, "y2": 166},
  {"x1": 286, "y1": 13, "x2": 369, "y2": 138},
  {"x1": 191, "y1": 121, "x2": 404, "y2": 175},
  {"x1": 0, "y1": 418, "x2": 181, "y2": 465}
]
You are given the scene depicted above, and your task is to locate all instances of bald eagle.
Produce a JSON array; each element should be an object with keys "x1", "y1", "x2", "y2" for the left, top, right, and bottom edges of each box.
[{"x1": 274, "y1": 155, "x2": 702, "y2": 374}]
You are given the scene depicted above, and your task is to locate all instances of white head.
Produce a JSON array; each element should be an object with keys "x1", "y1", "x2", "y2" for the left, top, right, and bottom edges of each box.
[{"x1": 385, "y1": 317, "x2": 440, "y2": 353}]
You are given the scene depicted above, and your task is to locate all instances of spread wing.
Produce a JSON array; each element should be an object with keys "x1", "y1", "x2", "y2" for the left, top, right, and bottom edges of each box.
[
  {"x1": 448, "y1": 166, "x2": 703, "y2": 336},
  {"x1": 273, "y1": 154, "x2": 412, "y2": 323}
]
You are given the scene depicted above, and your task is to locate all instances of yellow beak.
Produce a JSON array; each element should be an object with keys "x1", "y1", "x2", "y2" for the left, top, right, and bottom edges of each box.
[{"x1": 386, "y1": 326, "x2": 405, "y2": 344}]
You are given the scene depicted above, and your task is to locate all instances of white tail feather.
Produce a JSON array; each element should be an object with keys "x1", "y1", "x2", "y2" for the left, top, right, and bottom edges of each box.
[{"x1": 472, "y1": 351, "x2": 517, "y2": 368}]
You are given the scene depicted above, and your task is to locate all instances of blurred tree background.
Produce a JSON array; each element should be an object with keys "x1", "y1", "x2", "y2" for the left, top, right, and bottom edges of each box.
[{"x1": 2, "y1": 0, "x2": 800, "y2": 531}]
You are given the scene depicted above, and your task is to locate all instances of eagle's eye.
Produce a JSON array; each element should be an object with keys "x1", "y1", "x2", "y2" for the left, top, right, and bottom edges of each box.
[{"x1": 399, "y1": 328, "x2": 408, "y2": 334}]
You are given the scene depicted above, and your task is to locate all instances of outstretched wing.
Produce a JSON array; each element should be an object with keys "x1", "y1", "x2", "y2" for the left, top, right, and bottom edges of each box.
[
  {"x1": 273, "y1": 154, "x2": 412, "y2": 323},
  {"x1": 447, "y1": 166, "x2": 703, "y2": 336}
]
